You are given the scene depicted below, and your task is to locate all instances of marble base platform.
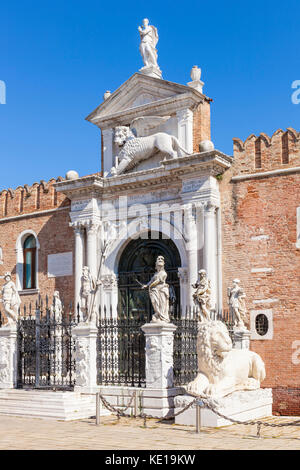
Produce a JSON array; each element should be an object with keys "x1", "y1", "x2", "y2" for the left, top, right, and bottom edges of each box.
[
  {"x1": 0, "y1": 389, "x2": 110, "y2": 421},
  {"x1": 174, "y1": 389, "x2": 273, "y2": 427}
]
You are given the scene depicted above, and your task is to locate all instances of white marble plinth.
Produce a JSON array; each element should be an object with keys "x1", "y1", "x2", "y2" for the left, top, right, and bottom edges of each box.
[
  {"x1": 233, "y1": 328, "x2": 251, "y2": 349},
  {"x1": 141, "y1": 322, "x2": 177, "y2": 389},
  {"x1": 139, "y1": 65, "x2": 162, "y2": 79},
  {"x1": 174, "y1": 389, "x2": 273, "y2": 427},
  {"x1": 72, "y1": 323, "x2": 98, "y2": 389},
  {"x1": 0, "y1": 326, "x2": 17, "y2": 389}
]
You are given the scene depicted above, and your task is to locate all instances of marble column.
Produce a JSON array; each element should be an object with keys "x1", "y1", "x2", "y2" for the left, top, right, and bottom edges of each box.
[
  {"x1": 0, "y1": 326, "x2": 18, "y2": 389},
  {"x1": 73, "y1": 224, "x2": 84, "y2": 313},
  {"x1": 203, "y1": 202, "x2": 218, "y2": 310},
  {"x1": 141, "y1": 322, "x2": 177, "y2": 389},
  {"x1": 176, "y1": 109, "x2": 193, "y2": 153},
  {"x1": 86, "y1": 222, "x2": 99, "y2": 279},
  {"x1": 184, "y1": 205, "x2": 198, "y2": 307}
]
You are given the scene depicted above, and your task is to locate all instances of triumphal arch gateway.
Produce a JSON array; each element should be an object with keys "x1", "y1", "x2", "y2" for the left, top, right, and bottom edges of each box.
[{"x1": 2, "y1": 18, "x2": 300, "y2": 421}]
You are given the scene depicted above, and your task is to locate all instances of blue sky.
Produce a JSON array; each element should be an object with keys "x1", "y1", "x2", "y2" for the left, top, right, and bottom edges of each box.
[{"x1": 0, "y1": 0, "x2": 299, "y2": 190}]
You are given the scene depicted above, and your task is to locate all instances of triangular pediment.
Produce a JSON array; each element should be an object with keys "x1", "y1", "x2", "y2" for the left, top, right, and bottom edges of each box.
[{"x1": 86, "y1": 73, "x2": 202, "y2": 127}]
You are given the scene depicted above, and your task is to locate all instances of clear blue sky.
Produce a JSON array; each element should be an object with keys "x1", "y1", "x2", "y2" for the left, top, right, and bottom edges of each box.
[{"x1": 1, "y1": 0, "x2": 299, "y2": 190}]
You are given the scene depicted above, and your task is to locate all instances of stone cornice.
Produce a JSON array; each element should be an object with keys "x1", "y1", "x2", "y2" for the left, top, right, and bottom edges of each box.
[
  {"x1": 90, "y1": 93, "x2": 204, "y2": 130},
  {"x1": 54, "y1": 151, "x2": 232, "y2": 199},
  {"x1": 231, "y1": 166, "x2": 300, "y2": 182}
]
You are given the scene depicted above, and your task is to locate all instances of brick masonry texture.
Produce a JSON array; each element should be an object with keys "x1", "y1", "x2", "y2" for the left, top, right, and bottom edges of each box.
[{"x1": 220, "y1": 128, "x2": 300, "y2": 415}]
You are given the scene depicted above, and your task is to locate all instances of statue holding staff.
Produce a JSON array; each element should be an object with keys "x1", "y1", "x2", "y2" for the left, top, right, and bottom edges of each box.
[{"x1": 138, "y1": 18, "x2": 160, "y2": 72}]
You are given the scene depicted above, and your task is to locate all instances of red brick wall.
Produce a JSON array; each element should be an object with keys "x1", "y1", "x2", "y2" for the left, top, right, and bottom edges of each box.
[
  {"x1": 220, "y1": 128, "x2": 300, "y2": 414},
  {"x1": 193, "y1": 99, "x2": 211, "y2": 152},
  {"x1": 0, "y1": 179, "x2": 74, "y2": 319}
]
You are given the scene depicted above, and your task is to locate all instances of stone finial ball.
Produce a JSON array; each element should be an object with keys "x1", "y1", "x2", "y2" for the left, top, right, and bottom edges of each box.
[
  {"x1": 199, "y1": 140, "x2": 215, "y2": 152},
  {"x1": 65, "y1": 170, "x2": 79, "y2": 180},
  {"x1": 103, "y1": 90, "x2": 111, "y2": 100}
]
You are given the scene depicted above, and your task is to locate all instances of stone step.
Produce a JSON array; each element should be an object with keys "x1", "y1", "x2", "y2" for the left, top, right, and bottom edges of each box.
[{"x1": 0, "y1": 389, "x2": 110, "y2": 421}]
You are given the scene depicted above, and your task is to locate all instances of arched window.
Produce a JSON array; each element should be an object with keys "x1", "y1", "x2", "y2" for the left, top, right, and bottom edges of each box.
[{"x1": 23, "y1": 235, "x2": 36, "y2": 289}]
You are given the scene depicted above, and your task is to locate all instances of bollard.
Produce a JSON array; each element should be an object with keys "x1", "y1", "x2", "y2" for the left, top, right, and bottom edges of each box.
[
  {"x1": 195, "y1": 403, "x2": 201, "y2": 434},
  {"x1": 96, "y1": 392, "x2": 100, "y2": 426},
  {"x1": 134, "y1": 391, "x2": 139, "y2": 418}
]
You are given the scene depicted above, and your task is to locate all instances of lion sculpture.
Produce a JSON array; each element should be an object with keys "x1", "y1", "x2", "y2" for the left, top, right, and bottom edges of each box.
[
  {"x1": 186, "y1": 320, "x2": 266, "y2": 398},
  {"x1": 110, "y1": 122, "x2": 189, "y2": 176}
]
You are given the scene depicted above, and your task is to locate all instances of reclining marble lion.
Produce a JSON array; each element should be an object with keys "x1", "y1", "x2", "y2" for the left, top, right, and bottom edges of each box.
[
  {"x1": 186, "y1": 320, "x2": 266, "y2": 399},
  {"x1": 110, "y1": 120, "x2": 189, "y2": 176}
]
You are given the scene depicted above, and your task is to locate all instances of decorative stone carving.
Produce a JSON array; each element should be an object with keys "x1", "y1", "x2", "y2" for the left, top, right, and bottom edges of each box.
[
  {"x1": 142, "y1": 256, "x2": 170, "y2": 323},
  {"x1": 138, "y1": 18, "x2": 162, "y2": 79},
  {"x1": 187, "y1": 65, "x2": 204, "y2": 93},
  {"x1": 76, "y1": 340, "x2": 90, "y2": 387},
  {"x1": 1, "y1": 273, "x2": 21, "y2": 326},
  {"x1": 80, "y1": 266, "x2": 101, "y2": 323},
  {"x1": 100, "y1": 274, "x2": 118, "y2": 290},
  {"x1": 185, "y1": 320, "x2": 266, "y2": 399},
  {"x1": 110, "y1": 123, "x2": 189, "y2": 176},
  {"x1": 72, "y1": 324, "x2": 98, "y2": 390},
  {"x1": 227, "y1": 279, "x2": 248, "y2": 329},
  {"x1": 192, "y1": 269, "x2": 212, "y2": 321},
  {"x1": 0, "y1": 338, "x2": 10, "y2": 383}
]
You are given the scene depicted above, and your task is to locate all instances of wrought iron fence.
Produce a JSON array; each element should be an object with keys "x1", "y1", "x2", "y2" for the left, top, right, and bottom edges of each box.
[
  {"x1": 97, "y1": 306, "x2": 146, "y2": 388},
  {"x1": 17, "y1": 298, "x2": 77, "y2": 390}
]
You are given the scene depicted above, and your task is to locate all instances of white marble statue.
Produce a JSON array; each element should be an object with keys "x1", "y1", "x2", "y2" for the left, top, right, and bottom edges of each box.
[
  {"x1": 1, "y1": 273, "x2": 21, "y2": 326},
  {"x1": 50, "y1": 291, "x2": 63, "y2": 322},
  {"x1": 80, "y1": 266, "x2": 101, "y2": 323},
  {"x1": 110, "y1": 121, "x2": 189, "y2": 176},
  {"x1": 227, "y1": 279, "x2": 248, "y2": 329},
  {"x1": 142, "y1": 255, "x2": 170, "y2": 323},
  {"x1": 186, "y1": 320, "x2": 266, "y2": 398},
  {"x1": 192, "y1": 269, "x2": 212, "y2": 321},
  {"x1": 138, "y1": 18, "x2": 160, "y2": 74}
]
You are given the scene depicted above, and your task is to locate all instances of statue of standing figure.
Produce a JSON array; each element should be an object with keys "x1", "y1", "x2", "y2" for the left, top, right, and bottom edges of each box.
[
  {"x1": 142, "y1": 255, "x2": 170, "y2": 323},
  {"x1": 192, "y1": 269, "x2": 212, "y2": 321},
  {"x1": 50, "y1": 291, "x2": 63, "y2": 322},
  {"x1": 138, "y1": 18, "x2": 161, "y2": 77},
  {"x1": 227, "y1": 279, "x2": 248, "y2": 329},
  {"x1": 80, "y1": 266, "x2": 101, "y2": 323},
  {"x1": 1, "y1": 272, "x2": 21, "y2": 326}
]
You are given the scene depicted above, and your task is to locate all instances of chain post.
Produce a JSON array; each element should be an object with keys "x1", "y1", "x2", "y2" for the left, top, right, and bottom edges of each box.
[
  {"x1": 96, "y1": 392, "x2": 100, "y2": 426},
  {"x1": 134, "y1": 391, "x2": 138, "y2": 418},
  {"x1": 195, "y1": 402, "x2": 201, "y2": 434}
]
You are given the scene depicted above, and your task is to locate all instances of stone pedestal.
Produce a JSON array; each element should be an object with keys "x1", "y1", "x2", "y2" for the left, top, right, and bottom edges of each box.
[
  {"x1": 141, "y1": 322, "x2": 177, "y2": 389},
  {"x1": 175, "y1": 389, "x2": 273, "y2": 427},
  {"x1": 0, "y1": 326, "x2": 18, "y2": 389},
  {"x1": 72, "y1": 324, "x2": 98, "y2": 392},
  {"x1": 233, "y1": 328, "x2": 251, "y2": 350}
]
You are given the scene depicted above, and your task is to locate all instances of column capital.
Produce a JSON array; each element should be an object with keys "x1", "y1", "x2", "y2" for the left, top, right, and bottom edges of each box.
[
  {"x1": 100, "y1": 273, "x2": 118, "y2": 290},
  {"x1": 203, "y1": 201, "x2": 218, "y2": 215},
  {"x1": 176, "y1": 108, "x2": 193, "y2": 122},
  {"x1": 85, "y1": 220, "x2": 101, "y2": 234}
]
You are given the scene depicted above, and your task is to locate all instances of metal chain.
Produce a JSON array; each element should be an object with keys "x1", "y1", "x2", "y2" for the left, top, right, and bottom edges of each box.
[{"x1": 97, "y1": 391, "x2": 300, "y2": 436}]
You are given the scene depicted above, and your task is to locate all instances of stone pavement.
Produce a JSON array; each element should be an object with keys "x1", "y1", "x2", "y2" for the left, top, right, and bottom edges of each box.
[{"x1": 0, "y1": 414, "x2": 299, "y2": 450}]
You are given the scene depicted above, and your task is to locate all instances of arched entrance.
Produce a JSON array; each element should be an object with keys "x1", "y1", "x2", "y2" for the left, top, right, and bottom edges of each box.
[{"x1": 118, "y1": 231, "x2": 181, "y2": 321}]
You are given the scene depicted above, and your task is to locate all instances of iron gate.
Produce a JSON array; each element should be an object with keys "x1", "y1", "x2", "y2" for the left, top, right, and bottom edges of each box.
[{"x1": 17, "y1": 308, "x2": 77, "y2": 390}]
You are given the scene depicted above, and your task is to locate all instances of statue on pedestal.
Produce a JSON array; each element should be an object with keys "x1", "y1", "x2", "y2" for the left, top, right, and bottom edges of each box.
[
  {"x1": 138, "y1": 18, "x2": 161, "y2": 78},
  {"x1": 227, "y1": 279, "x2": 248, "y2": 329},
  {"x1": 142, "y1": 255, "x2": 170, "y2": 323},
  {"x1": 192, "y1": 269, "x2": 212, "y2": 321},
  {"x1": 1, "y1": 273, "x2": 21, "y2": 326},
  {"x1": 80, "y1": 266, "x2": 101, "y2": 323},
  {"x1": 50, "y1": 291, "x2": 63, "y2": 322}
]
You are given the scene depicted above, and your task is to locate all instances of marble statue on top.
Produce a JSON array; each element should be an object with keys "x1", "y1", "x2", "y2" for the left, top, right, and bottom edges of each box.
[
  {"x1": 80, "y1": 266, "x2": 101, "y2": 324},
  {"x1": 0, "y1": 272, "x2": 21, "y2": 327},
  {"x1": 192, "y1": 269, "x2": 212, "y2": 321},
  {"x1": 110, "y1": 117, "x2": 190, "y2": 176},
  {"x1": 227, "y1": 279, "x2": 248, "y2": 330},
  {"x1": 142, "y1": 255, "x2": 170, "y2": 323},
  {"x1": 138, "y1": 18, "x2": 162, "y2": 78}
]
